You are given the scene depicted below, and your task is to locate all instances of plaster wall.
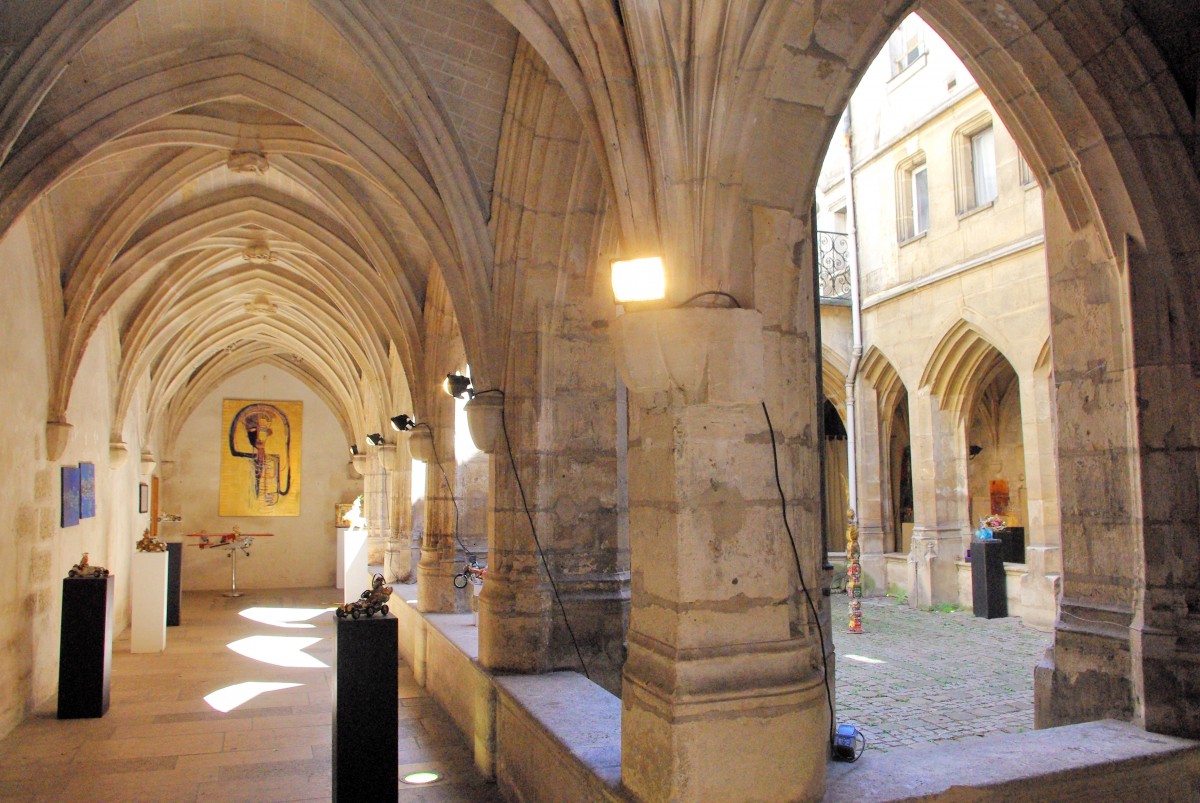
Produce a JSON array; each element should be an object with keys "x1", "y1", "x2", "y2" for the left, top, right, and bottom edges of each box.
[
  {"x1": 0, "y1": 214, "x2": 147, "y2": 736},
  {"x1": 162, "y1": 365, "x2": 359, "y2": 590}
]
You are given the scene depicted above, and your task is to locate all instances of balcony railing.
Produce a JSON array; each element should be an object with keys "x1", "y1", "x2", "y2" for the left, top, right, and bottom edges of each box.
[{"x1": 817, "y1": 230, "x2": 851, "y2": 300}]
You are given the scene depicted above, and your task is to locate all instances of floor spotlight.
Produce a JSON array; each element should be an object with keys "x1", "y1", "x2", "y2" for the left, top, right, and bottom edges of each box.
[
  {"x1": 443, "y1": 373, "x2": 473, "y2": 399},
  {"x1": 366, "y1": 433, "x2": 385, "y2": 446},
  {"x1": 391, "y1": 414, "x2": 416, "y2": 431}
]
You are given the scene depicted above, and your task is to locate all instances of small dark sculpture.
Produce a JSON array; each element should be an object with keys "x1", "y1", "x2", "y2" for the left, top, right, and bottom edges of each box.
[
  {"x1": 135, "y1": 529, "x2": 167, "y2": 553},
  {"x1": 68, "y1": 552, "x2": 109, "y2": 579},
  {"x1": 335, "y1": 573, "x2": 393, "y2": 619}
]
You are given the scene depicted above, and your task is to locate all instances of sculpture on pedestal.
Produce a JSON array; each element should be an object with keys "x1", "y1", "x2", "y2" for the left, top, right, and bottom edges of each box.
[
  {"x1": 135, "y1": 529, "x2": 167, "y2": 552},
  {"x1": 67, "y1": 553, "x2": 109, "y2": 579}
]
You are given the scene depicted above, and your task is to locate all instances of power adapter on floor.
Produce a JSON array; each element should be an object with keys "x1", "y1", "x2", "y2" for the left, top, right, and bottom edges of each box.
[{"x1": 832, "y1": 723, "x2": 866, "y2": 762}]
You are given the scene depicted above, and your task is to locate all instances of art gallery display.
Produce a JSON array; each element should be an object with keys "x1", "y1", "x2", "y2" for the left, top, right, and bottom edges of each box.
[
  {"x1": 218, "y1": 399, "x2": 302, "y2": 516},
  {"x1": 61, "y1": 466, "x2": 80, "y2": 528}
]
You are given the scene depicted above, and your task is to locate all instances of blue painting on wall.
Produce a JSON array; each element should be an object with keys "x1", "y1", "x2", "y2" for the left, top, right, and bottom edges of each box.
[
  {"x1": 79, "y1": 462, "x2": 95, "y2": 519},
  {"x1": 61, "y1": 466, "x2": 80, "y2": 528}
]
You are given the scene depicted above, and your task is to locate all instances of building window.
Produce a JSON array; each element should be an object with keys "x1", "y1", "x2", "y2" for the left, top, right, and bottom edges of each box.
[
  {"x1": 897, "y1": 155, "x2": 929, "y2": 242},
  {"x1": 955, "y1": 117, "x2": 998, "y2": 214},
  {"x1": 1018, "y1": 153, "x2": 1037, "y2": 187},
  {"x1": 888, "y1": 17, "x2": 926, "y2": 77}
]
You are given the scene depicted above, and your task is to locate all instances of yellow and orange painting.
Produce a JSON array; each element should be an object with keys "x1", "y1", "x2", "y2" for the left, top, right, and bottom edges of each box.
[{"x1": 219, "y1": 399, "x2": 302, "y2": 516}]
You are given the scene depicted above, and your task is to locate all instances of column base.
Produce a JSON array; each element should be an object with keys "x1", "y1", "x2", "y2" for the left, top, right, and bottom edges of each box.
[
  {"x1": 909, "y1": 527, "x2": 964, "y2": 607},
  {"x1": 418, "y1": 551, "x2": 470, "y2": 613},
  {"x1": 622, "y1": 639, "x2": 829, "y2": 801},
  {"x1": 1035, "y1": 601, "x2": 1134, "y2": 729},
  {"x1": 477, "y1": 569, "x2": 552, "y2": 674}
]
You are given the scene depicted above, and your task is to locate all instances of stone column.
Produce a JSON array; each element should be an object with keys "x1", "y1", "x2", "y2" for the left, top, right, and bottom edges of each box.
[
  {"x1": 907, "y1": 388, "x2": 969, "y2": 607},
  {"x1": 1017, "y1": 368, "x2": 1061, "y2": 628},
  {"x1": 1034, "y1": 193, "x2": 1138, "y2": 728},
  {"x1": 384, "y1": 442, "x2": 413, "y2": 584},
  {"x1": 614, "y1": 308, "x2": 828, "y2": 802},
  {"x1": 853, "y1": 384, "x2": 888, "y2": 595},
  {"x1": 478, "y1": 313, "x2": 629, "y2": 692},
  {"x1": 417, "y1": 403, "x2": 468, "y2": 613}
]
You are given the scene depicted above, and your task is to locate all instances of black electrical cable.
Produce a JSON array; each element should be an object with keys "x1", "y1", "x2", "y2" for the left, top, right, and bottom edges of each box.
[
  {"x1": 415, "y1": 422, "x2": 473, "y2": 560},
  {"x1": 485, "y1": 389, "x2": 591, "y2": 680},
  {"x1": 762, "y1": 401, "x2": 836, "y2": 747},
  {"x1": 677, "y1": 290, "x2": 743, "y2": 309}
]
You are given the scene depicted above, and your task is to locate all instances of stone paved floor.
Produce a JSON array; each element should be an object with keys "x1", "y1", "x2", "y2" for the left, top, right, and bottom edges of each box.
[
  {"x1": 0, "y1": 588, "x2": 501, "y2": 802},
  {"x1": 831, "y1": 596, "x2": 1053, "y2": 753}
]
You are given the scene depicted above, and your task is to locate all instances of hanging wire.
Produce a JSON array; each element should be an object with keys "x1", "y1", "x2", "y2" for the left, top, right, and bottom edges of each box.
[
  {"x1": 415, "y1": 422, "x2": 473, "y2": 559},
  {"x1": 677, "y1": 290, "x2": 743, "y2": 309},
  {"x1": 476, "y1": 388, "x2": 591, "y2": 679},
  {"x1": 762, "y1": 401, "x2": 836, "y2": 747}
]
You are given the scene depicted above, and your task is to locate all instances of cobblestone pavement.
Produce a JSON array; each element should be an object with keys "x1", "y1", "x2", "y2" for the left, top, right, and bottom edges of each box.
[{"x1": 831, "y1": 596, "x2": 1053, "y2": 753}]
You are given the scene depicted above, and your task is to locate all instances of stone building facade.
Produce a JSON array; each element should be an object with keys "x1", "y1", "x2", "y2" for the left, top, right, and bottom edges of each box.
[
  {"x1": 816, "y1": 14, "x2": 1060, "y2": 628},
  {"x1": 0, "y1": 1, "x2": 1198, "y2": 799}
]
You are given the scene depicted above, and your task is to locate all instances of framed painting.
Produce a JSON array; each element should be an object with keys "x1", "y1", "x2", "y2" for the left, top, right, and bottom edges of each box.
[
  {"x1": 335, "y1": 502, "x2": 353, "y2": 528},
  {"x1": 219, "y1": 399, "x2": 303, "y2": 516},
  {"x1": 61, "y1": 466, "x2": 80, "y2": 528},
  {"x1": 79, "y1": 462, "x2": 96, "y2": 519},
  {"x1": 138, "y1": 483, "x2": 149, "y2": 514}
]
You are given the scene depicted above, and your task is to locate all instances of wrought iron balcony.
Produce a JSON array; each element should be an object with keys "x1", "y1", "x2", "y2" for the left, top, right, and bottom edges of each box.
[{"x1": 818, "y1": 230, "x2": 851, "y2": 300}]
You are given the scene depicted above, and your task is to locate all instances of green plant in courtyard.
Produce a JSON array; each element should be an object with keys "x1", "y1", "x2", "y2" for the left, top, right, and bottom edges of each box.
[
  {"x1": 886, "y1": 584, "x2": 908, "y2": 605},
  {"x1": 928, "y1": 602, "x2": 963, "y2": 613}
]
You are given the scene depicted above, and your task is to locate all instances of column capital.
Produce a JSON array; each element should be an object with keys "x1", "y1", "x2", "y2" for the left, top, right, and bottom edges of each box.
[{"x1": 611, "y1": 307, "x2": 764, "y2": 404}]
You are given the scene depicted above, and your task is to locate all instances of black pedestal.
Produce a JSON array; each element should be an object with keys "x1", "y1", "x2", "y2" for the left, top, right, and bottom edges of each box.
[
  {"x1": 333, "y1": 613, "x2": 398, "y2": 801},
  {"x1": 971, "y1": 539, "x2": 1008, "y2": 619},
  {"x1": 58, "y1": 575, "x2": 114, "y2": 718},
  {"x1": 994, "y1": 527, "x2": 1025, "y2": 564},
  {"x1": 166, "y1": 543, "x2": 182, "y2": 626}
]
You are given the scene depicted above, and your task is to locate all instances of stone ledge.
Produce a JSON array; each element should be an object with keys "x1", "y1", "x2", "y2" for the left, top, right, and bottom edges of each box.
[
  {"x1": 494, "y1": 672, "x2": 623, "y2": 798},
  {"x1": 825, "y1": 719, "x2": 1200, "y2": 801}
]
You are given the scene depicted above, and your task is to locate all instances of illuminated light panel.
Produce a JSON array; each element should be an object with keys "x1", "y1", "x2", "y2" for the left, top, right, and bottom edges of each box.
[
  {"x1": 402, "y1": 772, "x2": 441, "y2": 785},
  {"x1": 204, "y1": 681, "x2": 302, "y2": 713},
  {"x1": 843, "y1": 654, "x2": 887, "y2": 665},
  {"x1": 227, "y1": 636, "x2": 327, "y2": 668},
  {"x1": 611, "y1": 256, "x2": 666, "y2": 302},
  {"x1": 238, "y1": 607, "x2": 328, "y2": 629}
]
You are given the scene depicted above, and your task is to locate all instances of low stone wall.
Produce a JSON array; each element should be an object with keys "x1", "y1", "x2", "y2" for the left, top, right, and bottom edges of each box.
[{"x1": 393, "y1": 589, "x2": 624, "y2": 801}]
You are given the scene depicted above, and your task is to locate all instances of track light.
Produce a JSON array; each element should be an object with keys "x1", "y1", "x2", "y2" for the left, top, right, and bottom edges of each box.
[
  {"x1": 366, "y1": 433, "x2": 385, "y2": 446},
  {"x1": 349, "y1": 444, "x2": 359, "y2": 457},
  {"x1": 443, "y1": 373, "x2": 473, "y2": 399},
  {"x1": 390, "y1": 414, "x2": 416, "y2": 432}
]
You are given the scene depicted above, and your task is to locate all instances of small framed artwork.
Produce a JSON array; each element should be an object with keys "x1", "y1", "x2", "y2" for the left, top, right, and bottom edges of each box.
[
  {"x1": 79, "y1": 462, "x2": 96, "y2": 519},
  {"x1": 61, "y1": 466, "x2": 81, "y2": 528},
  {"x1": 138, "y1": 483, "x2": 149, "y2": 514},
  {"x1": 334, "y1": 502, "x2": 354, "y2": 528}
]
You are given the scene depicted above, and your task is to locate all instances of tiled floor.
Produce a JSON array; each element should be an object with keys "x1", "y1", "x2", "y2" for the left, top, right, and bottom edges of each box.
[{"x1": 0, "y1": 588, "x2": 502, "y2": 802}]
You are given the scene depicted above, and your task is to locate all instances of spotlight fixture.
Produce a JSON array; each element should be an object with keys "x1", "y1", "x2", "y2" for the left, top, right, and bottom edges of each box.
[
  {"x1": 969, "y1": 444, "x2": 983, "y2": 459},
  {"x1": 443, "y1": 373, "x2": 473, "y2": 399},
  {"x1": 366, "y1": 433, "x2": 385, "y2": 446},
  {"x1": 611, "y1": 255, "x2": 666, "y2": 303},
  {"x1": 349, "y1": 444, "x2": 359, "y2": 457},
  {"x1": 390, "y1": 414, "x2": 416, "y2": 432}
]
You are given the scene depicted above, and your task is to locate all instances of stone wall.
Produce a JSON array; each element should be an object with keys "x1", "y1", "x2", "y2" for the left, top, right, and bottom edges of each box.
[{"x1": 162, "y1": 365, "x2": 360, "y2": 590}]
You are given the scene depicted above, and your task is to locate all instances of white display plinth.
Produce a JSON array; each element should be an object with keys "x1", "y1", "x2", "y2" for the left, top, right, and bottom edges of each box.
[
  {"x1": 342, "y1": 529, "x2": 368, "y2": 604},
  {"x1": 336, "y1": 527, "x2": 349, "y2": 588},
  {"x1": 131, "y1": 551, "x2": 168, "y2": 653}
]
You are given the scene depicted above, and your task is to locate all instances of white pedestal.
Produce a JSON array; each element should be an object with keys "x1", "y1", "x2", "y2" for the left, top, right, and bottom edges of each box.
[
  {"x1": 342, "y1": 529, "x2": 368, "y2": 604},
  {"x1": 131, "y1": 551, "x2": 168, "y2": 653},
  {"x1": 336, "y1": 527, "x2": 349, "y2": 589}
]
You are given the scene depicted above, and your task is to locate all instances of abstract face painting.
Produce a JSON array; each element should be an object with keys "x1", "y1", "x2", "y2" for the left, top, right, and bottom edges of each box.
[{"x1": 219, "y1": 399, "x2": 302, "y2": 516}]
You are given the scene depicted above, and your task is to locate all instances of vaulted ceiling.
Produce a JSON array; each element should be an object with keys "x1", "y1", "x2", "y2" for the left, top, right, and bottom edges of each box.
[{"x1": 0, "y1": 0, "x2": 524, "y2": 450}]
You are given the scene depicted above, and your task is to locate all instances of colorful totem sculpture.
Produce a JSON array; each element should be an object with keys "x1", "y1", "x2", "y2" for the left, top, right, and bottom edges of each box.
[{"x1": 846, "y1": 511, "x2": 863, "y2": 633}]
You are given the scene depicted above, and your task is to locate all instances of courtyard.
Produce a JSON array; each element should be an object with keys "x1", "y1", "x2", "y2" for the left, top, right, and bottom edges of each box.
[{"x1": 832, "y1": 596, "x2": 1053, "y2": 753}]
